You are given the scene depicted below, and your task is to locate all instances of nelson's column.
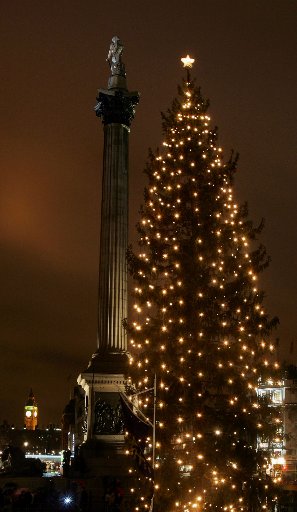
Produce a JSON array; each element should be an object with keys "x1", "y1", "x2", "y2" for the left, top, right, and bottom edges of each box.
[{"x1": 77, "y1": 37, "x2": 139, "y2": 472}]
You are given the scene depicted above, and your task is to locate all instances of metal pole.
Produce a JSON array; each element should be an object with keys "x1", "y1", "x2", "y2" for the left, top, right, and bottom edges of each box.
[
  {"x1": 152, "y1": 374, "x2": 156, "y2": 469},
  {"x1": 149, "y1": 374, "x2": 157, "y2": 512}
]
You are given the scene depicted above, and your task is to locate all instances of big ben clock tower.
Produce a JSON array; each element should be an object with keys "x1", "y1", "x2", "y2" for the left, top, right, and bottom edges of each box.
[{"x1": 24, "y1": 389, "x2": 38, "y2": 430}]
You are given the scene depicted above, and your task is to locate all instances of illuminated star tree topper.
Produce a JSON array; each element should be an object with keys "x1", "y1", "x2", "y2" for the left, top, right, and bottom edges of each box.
[{"x1": 181, "y1": 54, "x2": 195, "y2": 68}]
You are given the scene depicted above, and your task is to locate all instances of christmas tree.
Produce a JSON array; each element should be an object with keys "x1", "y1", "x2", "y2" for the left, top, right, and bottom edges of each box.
[{"x1": 126, "y1": 58, "x2": 281, "y2": 512}]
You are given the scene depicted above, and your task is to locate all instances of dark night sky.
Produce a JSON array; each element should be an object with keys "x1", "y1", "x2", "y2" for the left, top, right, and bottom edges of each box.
[{"x1": 1, "y1": 1, "x2": 296, "y2": 426}]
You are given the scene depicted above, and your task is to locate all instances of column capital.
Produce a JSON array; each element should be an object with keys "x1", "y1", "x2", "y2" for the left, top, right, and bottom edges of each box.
[{"x1": 95, "y1": 88, "x2": 139, "y2": 127}]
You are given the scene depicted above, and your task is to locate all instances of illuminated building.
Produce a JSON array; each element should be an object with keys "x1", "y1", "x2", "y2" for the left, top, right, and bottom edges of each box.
[
  {"x1": 0, "y1": 391, "x2": 62, "y2": 476},
  {"x1": 257, "y1": 366, "x2": 297, "y2": 484},
  {"x1": 0, "y1": 421, "x2": 62, "y2": 475}
]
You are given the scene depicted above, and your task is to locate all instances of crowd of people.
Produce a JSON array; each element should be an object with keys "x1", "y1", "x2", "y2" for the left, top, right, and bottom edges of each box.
[{"x1": 0, "y1": 480, "x2": 89, "y2": 511}]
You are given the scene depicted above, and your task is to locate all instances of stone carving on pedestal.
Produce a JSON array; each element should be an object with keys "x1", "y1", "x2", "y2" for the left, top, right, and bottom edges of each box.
[{"x1": 94, "y1": 399, "x2": 124, "y2": 435}]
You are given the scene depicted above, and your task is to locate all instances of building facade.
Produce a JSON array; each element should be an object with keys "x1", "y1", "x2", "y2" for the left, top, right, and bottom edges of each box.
[{"x1": 257, "y1": 367, "x2": 297, "y2": 484}]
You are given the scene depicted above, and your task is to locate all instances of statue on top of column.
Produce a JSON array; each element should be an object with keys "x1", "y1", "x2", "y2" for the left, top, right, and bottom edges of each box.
[{"x1": 107, "y1": 36, "x2": 126, "y2": 77}]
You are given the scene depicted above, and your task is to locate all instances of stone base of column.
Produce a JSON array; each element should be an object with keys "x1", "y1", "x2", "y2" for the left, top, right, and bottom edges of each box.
[
  {"x1": 84, "y1": 350, "x2": 129, "y2": 375},
  {"x1": 77, "y1": 437, "x2": 129, "y2": 477},
  {"x1": 78, "y1": 363, "x2": 130, "y2": 438},
  {"x1": 76, "y1": 368, "x2": 130, "y2": 478}
]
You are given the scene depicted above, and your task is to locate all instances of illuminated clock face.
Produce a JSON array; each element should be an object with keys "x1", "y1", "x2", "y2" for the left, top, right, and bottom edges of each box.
[{"x1": 25, "y1": 410, "x2": 32, "y2": 418}]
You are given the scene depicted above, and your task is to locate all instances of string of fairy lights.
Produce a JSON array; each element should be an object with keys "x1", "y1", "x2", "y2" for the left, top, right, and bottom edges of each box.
[{"x1": 125, "y1": 56, "x2": 281, "y2": 512}]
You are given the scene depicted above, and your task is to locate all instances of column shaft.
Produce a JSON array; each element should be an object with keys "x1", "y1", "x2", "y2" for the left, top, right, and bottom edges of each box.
[{"x1": 97, "y1": 123, "x2": 129, "y2": 353}]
